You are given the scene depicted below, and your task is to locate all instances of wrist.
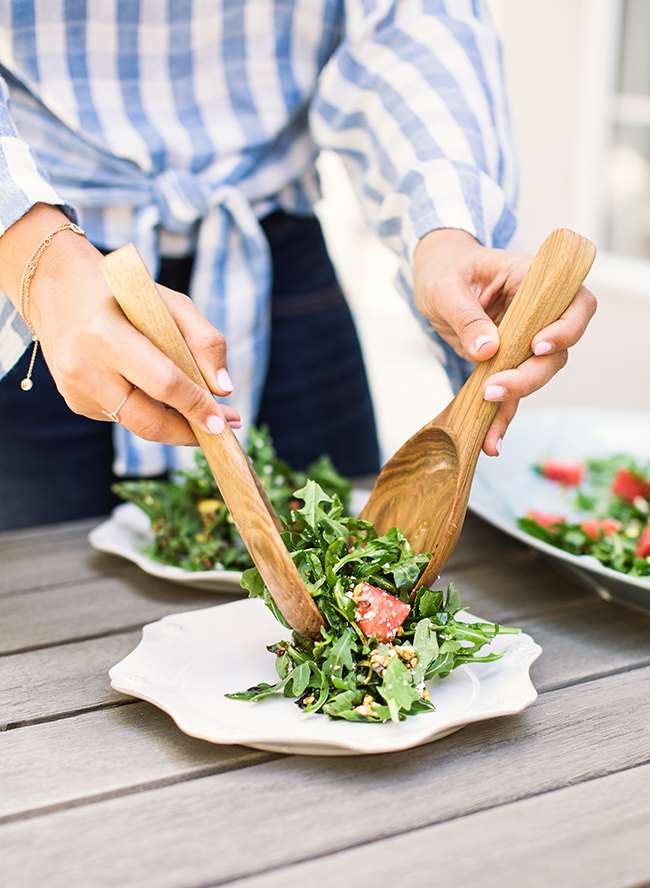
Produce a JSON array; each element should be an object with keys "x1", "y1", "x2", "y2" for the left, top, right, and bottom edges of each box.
[
  {"x1": 415, "y1": 228, "x2": 480, "y2": 264},
  {"x1": 0, "y1": 204, "x2": 69, "y2": 301},
  {"x1": 29, "y1": 234, "x2": 107, "y2": 335},
  {"x1": 412, "y1": 228, "x2": 484, "y2": 322}
]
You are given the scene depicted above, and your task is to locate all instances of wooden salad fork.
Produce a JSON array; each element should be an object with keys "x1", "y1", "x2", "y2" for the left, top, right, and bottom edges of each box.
[
  {"x1": 360, "y1": 228, "x2": 596, "y2": 589},
  {"x1": 101, "y1": 245, "x2": 325, "y2": 639}
]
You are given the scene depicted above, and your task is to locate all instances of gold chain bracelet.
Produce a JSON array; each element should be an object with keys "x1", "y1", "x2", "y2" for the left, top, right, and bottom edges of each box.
[{"x1": 18, "y1": 221, "x2": 86, "y2": 391}]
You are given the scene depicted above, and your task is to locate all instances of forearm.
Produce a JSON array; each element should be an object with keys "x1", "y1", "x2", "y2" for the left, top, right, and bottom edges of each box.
[{"x1": 0, "y1": 203, "x2": 106, "y2": 331}]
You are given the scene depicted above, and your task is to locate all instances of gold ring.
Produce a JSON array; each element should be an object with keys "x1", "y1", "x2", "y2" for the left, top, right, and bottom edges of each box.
[{"x1": 102, "y1": 387, "x2": 134, "y2": 423}]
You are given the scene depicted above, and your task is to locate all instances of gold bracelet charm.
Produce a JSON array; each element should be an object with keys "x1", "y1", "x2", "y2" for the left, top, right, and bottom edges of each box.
[{"x1": 18, "y1": 221, "x2": 86, "y2": 391}]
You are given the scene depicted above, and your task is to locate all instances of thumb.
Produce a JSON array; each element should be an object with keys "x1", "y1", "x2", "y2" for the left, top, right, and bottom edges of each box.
[{"x1": 446, "y1": 281, "x2": 500, "y2": 361}]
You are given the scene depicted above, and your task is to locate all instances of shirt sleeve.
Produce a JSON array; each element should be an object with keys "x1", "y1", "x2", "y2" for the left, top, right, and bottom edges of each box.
[
  {"x1": 0, "y1": 73, "x2": 78, "y2": 378},
  {"x1": 310, "y1": 0, "x2": 519, "y2": 264},
  {"x1": 0, "y1": 74, "x2": 74, "y2": 236}
]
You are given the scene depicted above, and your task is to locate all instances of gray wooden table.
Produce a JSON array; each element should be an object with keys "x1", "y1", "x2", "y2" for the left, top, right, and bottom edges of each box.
[{"x1": 2, "y1": 513, "x2": 650, "y2": 888}]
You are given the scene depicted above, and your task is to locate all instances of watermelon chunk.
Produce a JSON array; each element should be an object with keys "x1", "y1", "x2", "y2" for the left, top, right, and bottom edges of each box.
[
  {"x1": 636, "y1": 526, "x2": 650, "y2": 559},
  {"x1": 526, "y1": 510, "x2": 566, "y2": 531},
  {"x1": 352, "y1": 582, "x2": 410, "y2": 643},
  {"x1": 538, "y1": 460, "x2": 584, "y2": 486},
  {"x1": 611, "y1": 468, "x2": 650, "y2": 503},
  {"x1": 580, "y1": 518, "x2": 621, "y2": 541}
]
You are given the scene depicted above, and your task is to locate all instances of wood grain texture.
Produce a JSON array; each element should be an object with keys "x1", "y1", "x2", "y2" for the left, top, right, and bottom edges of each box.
[
  {"x1": 0, "y1": 574, "x2": 225, "y2": 655},
  {"x1": 520, "y1": 598, "x2": 650, "y2": 689},
  {"x1": 0, "y1": 537, "x2": 585, "y2": 657},
  {"x1": 361, "y1": 229, "x2": 596, "y2": 586},
  {"x1": 3, "y1": 595, "x2": 649, "y2": 734},
  {"x1": 1, "y1": 667, "x2": 647, "y2": 885},
  {"x1": 2, "y1": 602, "x2": 648, "y2": 821},
  {"x1": 0, "y1": 631, "x2": 140, "y2": 728},
  {"x1": 234, "y1": 764, "x2": 650, "y2": 888},
  {"x1": 0, "y1": 702, "x2": 271, "y2": 820},
  {"x1": 100, "y1": 245, "x2": 323, "y2": 639},
  {"x1": 0, "y1": 504, "x2": 523, "y2": 597},
  {"x1": 2, "y1": 540, "x2": 628, "y2": 730},
  {"x1": 0, "y1": 527, "x2": 115, "y2": 596},
  {"x1": 1, "y1": 507, "x2": 647, "y2": 888}
]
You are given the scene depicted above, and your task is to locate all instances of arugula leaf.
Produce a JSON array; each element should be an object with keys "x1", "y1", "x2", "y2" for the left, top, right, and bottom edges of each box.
[
  {"x1": 294, "y1": 480, "x2": 332, "y2": 530},
  {"x1": 416, "y1": 589, "x2": 444, "y2": 618},
  {"x1": 286, "y1": 662, "x2": 311, "y2": 697},
  {"x1": 241, "y1": 567, "x2": 291, "y2": 629},
  {"x1": 413, "y1": 618, "x2": 439, "y2": 684},
  {"x1": 446, "y1": 582, "x2": 462, "y2": 613},
  {"x1": 378, "y1": 656, "x2": 421, "y2": 722},
  {"x1": 393, "y1": 554, "x2": 429, "y2": 591},
  {"x1": 322, "y1": 629, "x2": 356, "y2": 678},
  {"x1": 225, "y1": 678, "x2": 288, "y2": 702}
]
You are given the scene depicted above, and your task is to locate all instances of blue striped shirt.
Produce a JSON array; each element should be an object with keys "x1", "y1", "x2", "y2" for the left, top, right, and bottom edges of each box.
[{"x1": 0, "y1": 0, "x2": 517, "y2": 476}]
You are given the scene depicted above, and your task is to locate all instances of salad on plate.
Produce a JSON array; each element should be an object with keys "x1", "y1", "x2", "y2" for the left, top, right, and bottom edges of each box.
[
  {"x1": 112, "y1": 426, "x2": 351, "y2": 573},
  {"x1": 229, "y1": 480, "x2": 519, "y2": 723},
  {"x1": 519, "y1": 455, "x2": 650, "y2": 577}
]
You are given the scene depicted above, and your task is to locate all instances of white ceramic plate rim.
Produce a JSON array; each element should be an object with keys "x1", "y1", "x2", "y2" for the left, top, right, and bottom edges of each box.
[{"x1": 109, "y1": 599, "x2": 541, "y2": 756}]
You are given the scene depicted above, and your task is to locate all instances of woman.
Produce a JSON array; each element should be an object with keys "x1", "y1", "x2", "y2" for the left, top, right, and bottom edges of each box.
[{"x1": 0, "y1": 2, "x2": 595, "y2": 530}]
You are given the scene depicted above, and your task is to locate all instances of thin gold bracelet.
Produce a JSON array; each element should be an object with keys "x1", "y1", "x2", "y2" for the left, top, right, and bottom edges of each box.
[{"x1": 18, "y1": 221, "x2": 86, "y2": 391}]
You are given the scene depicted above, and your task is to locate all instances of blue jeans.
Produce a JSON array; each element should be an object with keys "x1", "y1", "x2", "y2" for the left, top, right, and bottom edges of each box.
[{"x1": 0, "y1": 212, "x2": 379, "y2": 529}]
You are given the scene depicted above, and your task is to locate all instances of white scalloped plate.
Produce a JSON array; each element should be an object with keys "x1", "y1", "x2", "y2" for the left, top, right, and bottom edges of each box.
[
  {"x1": 109, "y1": 599, "x2": 541, "y2": 756},
  {"x1": 89, "y1": 489, "x2": 371, "y2": 593},
  {"x1": 469, "y1": 407, "x2": 650, "y2": 613}
]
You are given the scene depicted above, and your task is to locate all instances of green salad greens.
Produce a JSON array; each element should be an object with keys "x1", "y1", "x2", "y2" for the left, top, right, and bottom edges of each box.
[
  {"x1": 113, "y1": 426, "x2": 351, "y2": 572},
  {"x1": 228, "y1": 481, "x2": 518, "y2": 723},
  {"x1": 518, "y1": 454, "x2": 650, "y2": 577}
]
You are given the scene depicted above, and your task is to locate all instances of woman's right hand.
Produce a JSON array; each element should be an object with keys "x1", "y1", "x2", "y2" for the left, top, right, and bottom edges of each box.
[{"x1": 3, "y1": 204, "x2": 239, "y2": 444}]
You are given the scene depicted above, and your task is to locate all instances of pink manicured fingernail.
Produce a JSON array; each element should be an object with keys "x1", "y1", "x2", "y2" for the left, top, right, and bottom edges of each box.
[
  {"x1": 496, "y1": 437, "x2": 503, "y2": 455},
  {"x1": 217, "y1": 368, "x2": 233, "y2": 393},
  {"x1": 484, "y1": 384, "x2": 506, "y2": 401},
  {"x1": 229, "y1": 420, "x2": 242, "y2": 429},
  {"x1": 206, "y1": 414, "x2": 225, "y2": 434},
  {"x1": 473, "y1": 334, "x2": 494, "y2": 354},
  {"x1": 534, "y1": 340, "x2": 553, "y2": 356}
]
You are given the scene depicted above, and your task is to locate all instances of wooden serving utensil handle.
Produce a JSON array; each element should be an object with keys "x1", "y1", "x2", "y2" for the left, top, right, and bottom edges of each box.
[
  {"x1": 445, "y1": 229, "x2": 596, "y2": 446},
  {"x1": 100, "y1": 244, "x2": 324, "y2": 639}
]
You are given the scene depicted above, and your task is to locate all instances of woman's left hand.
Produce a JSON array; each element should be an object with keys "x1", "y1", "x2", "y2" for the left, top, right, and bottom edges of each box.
[{"x1": 413, "y1": 228, "x2": 597, "y2": 457}]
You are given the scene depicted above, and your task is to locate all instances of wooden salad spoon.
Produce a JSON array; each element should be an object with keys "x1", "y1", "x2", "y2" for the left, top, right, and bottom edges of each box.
[
  {"x1": 360, "y1": 228, "x2": 596, "y2": 589},
  {"x1": 101, "y1": 245, "x2": 325, "y2": 639}
]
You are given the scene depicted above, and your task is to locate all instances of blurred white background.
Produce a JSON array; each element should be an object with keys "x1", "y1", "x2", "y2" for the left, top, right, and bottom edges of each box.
[{"x1": 318, "y1": 0, "x2": 649, "y2": 461}]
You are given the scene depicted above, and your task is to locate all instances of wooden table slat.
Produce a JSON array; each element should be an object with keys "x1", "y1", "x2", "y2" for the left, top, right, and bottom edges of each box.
[
  {"x1": 2, "y1": 511, "x2": 648, "y2": 887},
  {"x1": 1, "y1": 666, "x2": 648, "y2": 874},
  {"x1": 0, "y1": 547, "x2": 590, "y2": 657},
  {"x1": 2, "y1": 595, "x2": 650, "y2": 731},
  {"x1": 0, "y1": 576, "x2": 235, "y2": 656},
  {"x1": 1, "y1": 511, "x2": 524, "y2": 598},
  {"x1": 0, "y1": 631, "x2": 140, "y2": 729},
  {"x1": 0, "y1": 702, "x2": 272, "y2": 821},
  {"x1": 232, "y1": 763, "x2": 650, "y2": 888}
]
